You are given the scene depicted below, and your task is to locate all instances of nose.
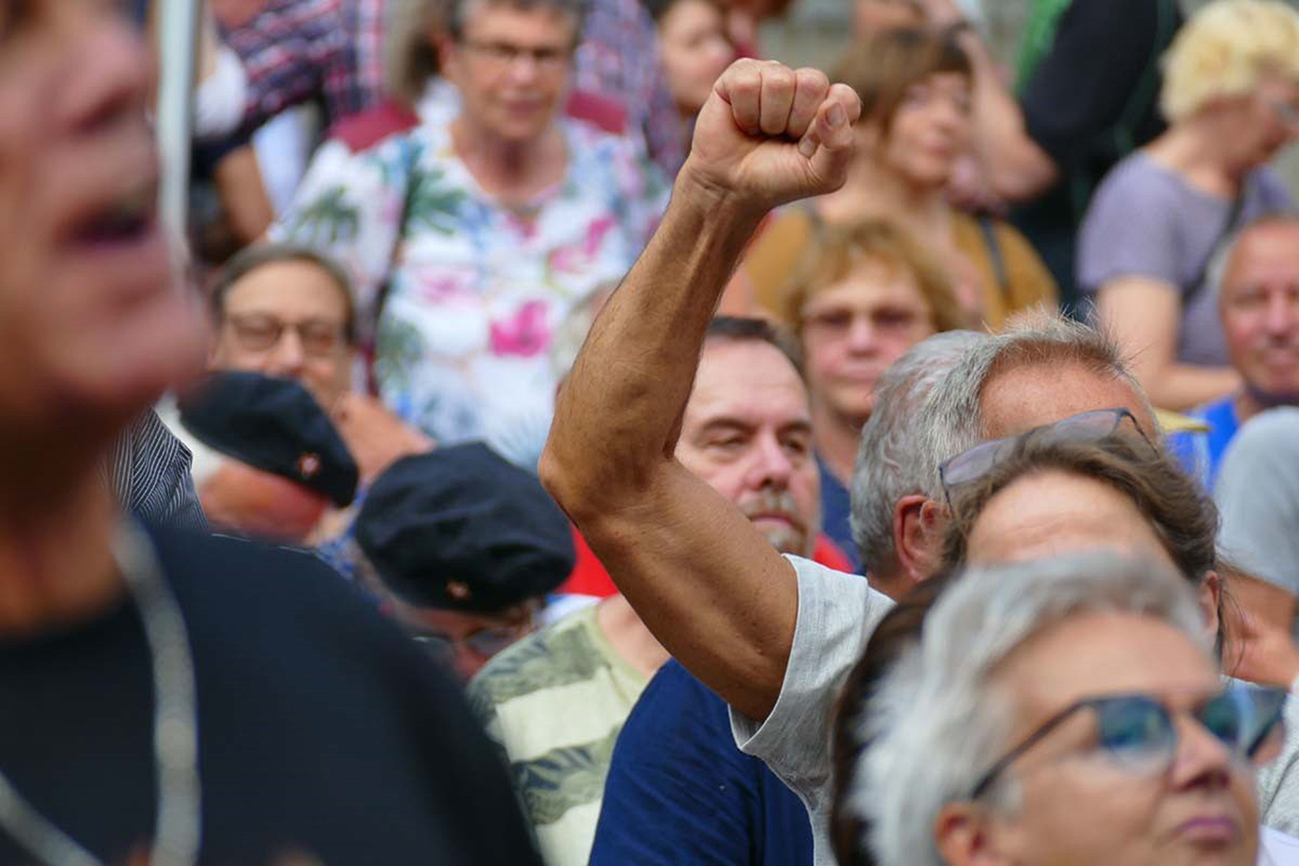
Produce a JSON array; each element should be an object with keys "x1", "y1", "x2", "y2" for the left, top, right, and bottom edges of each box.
[
  {"x1": 267, "y1": 329, "x2": 308, "y2": 377},
  {"x1": 845, "y1": 314, "x2": 880, "y2": 354},
  {"x1": 744, "y1": 431, "x2": 795, "y2": 491},
  {"x1": 56, "y1": 4, "x2": 156, "y2": 134},
  {"x1": 1264, "y1": 290, "x2": 1299, "y2": 337},
  {"x1": 1166, "y1": 714, "x2": 1235, "y2": 792}
]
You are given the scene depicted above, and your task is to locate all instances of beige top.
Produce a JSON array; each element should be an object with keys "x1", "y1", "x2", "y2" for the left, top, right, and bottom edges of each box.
[{"x1": 742, "y1": 207, "x2": 1058, "y2": 332}]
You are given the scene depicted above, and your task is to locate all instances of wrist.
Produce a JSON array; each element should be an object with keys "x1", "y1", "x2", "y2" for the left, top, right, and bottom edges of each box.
[{"x1": 673, "y1": 158, "x2": 772, "y2": 227}]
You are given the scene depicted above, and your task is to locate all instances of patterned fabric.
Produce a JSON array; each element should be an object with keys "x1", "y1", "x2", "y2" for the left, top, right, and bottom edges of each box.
[
  {"x1": 576, "y1": 0, "x2": 687, "y2": 176},
  {"x1": 227, "y1": 0, "x2": 684, "y2": 175},
  {"x1": 106, "y1": 410, "x2": 208, "y2": 531},
  {"x1": 277, "y1": 117, "x2": 667, "y2": 465},
  {"x1": 226, "y1": 0, "x2": 387, "y2": 129},
  {"x1": 467, "y1": 604, "x2": 649, "y2": 866}
]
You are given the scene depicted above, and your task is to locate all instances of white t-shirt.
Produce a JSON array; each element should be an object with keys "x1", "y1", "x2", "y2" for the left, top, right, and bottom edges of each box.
[{"x1": 729, "y1": 554, "x2": 890, "y2": 866}]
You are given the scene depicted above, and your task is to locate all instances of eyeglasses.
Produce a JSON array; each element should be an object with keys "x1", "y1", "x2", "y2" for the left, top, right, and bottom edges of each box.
[
  {"x1": 938, "y1": 407, "x2": 1155, "y2": 519},
  {"x1": 412, "y1": 626, "x2": 526, "y2": 663},
  {"x1": 971, "y1": 685, "x2": 1288, "y2": 799},
  {"x1": 458, "y1": 39, "x2": 573, "y2": 73},
  {"x1": 226, "y1": 314, "x2": 347, "y2": 357}
]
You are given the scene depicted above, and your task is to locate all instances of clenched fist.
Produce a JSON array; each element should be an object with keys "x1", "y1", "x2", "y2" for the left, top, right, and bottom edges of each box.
[{"x1": 680, "y1": 59, "x2": 862, "y2": 214}]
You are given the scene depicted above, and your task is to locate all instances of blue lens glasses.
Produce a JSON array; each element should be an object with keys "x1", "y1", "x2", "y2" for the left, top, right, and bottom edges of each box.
[{"x1": 970, "y1": 685, "x2": 1288, "y2": 798}]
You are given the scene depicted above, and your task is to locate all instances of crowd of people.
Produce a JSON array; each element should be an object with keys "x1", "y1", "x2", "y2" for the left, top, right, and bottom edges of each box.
[{"x1": 5, "y1": 0, "x2": 1299, "y2": 863}]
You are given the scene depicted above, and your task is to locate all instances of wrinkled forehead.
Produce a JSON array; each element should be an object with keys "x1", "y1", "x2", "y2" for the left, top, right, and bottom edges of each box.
[
  {"x1": 977, "y1": 360, "x2": 1157, "y2": 442},
  {"x1": 685, "y1": 338, "x2": 811, "y2": 427}
]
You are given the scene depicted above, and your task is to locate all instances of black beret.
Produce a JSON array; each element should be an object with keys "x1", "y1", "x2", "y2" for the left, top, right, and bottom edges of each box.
[
  {"x1": 355, "y1": 443, "x2": 575, "y2": 613},
  {"x1": 178, "y1": 371, "x2": 359, "y2": 507}
]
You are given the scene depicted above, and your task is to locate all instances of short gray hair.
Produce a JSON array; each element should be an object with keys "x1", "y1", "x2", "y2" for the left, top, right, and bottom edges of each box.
[
  {"x1": 851, "y1": 553, "x2": 1209, "y2": 866},
  {"x1": 913, "y1": 312, "x2": 1154, "y2": 497},
  {"x1": 849, "y1": 331, "x2": 987, "y2": 575},
  {"x1": 1209, "y1": 211, "x2": 1299, "y2": 304}
]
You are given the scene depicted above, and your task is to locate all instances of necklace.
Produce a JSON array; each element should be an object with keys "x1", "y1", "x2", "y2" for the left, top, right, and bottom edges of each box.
[{"x1": 0, "y1": 521, "x2": 201, "y2": 866}]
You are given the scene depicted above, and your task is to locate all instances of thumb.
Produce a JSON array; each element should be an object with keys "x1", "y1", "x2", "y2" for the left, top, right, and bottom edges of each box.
[{"x1": 801, "y1": 84, "x2": 859, "y2": 191}]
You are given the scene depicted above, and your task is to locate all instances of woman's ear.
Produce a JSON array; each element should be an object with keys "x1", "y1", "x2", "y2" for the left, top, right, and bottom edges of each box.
[{"x1": 934, "y1": 801, "x2": 1011, "y2": 866}]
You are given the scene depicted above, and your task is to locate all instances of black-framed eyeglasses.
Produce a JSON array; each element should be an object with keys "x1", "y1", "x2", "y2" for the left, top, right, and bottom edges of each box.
[
  {"x1": 970, "y1": 684, "x2": 1288, "y2": 799},
  {"x1": 938, "y1": 407, "x2": 1156, "y2": 520}
]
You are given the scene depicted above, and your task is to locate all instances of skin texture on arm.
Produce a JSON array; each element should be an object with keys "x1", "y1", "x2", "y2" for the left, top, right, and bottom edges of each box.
[
  {"x1": 1096, "y1": 276, "x2": 1241, "y2": 410},
  {"x1": 953, "y1": 29, "x2": 1058, "y2": 203},
  {"x1": 540, "y1": 60, "x2": 860, "y2": 722}
]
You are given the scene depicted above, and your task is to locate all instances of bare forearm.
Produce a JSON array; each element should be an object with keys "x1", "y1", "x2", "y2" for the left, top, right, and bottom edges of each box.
[
  {"x1": 957, "y1": 31, "x2": 1057, "y2": 202},
  {"x1": 543, "y1": 176, "x2": 763, "y2": 513},
  {"x1": 1141, "y1": 365, "x2": 1241, "y2": 412},
  {"x1": 540, "y1": 60, "x2": 860, "y2": 721}
]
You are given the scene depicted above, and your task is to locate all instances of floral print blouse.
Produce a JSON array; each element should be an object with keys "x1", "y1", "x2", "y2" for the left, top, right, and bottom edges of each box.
[{"x1": 277, "y1": 117, "x2": 668, "y2": 466}]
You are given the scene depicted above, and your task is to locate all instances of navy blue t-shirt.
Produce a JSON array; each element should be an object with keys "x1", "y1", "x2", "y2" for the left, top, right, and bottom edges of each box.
[
  {"x1": 818, "y1": 455, "x2": 860, "y2": 573},
  {"x1": 0, "y1": 525, "x2": 541, "y2": 866},
  {"x1": 590, "y1": 660, "x2": 813, "y2": 865}
]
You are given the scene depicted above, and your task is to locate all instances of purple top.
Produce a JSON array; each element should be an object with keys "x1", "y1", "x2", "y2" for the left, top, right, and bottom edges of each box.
[{"x1": 1077, "y1": 152, "x2": 1293, "y2": 365}]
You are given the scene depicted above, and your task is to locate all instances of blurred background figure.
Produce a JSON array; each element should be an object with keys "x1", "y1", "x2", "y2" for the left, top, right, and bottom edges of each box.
[
  {"x1": 935, "y1": 0, "x2": 1184, "y2": 308},
  {"x1": 355, "y1": 443, "x2": 575, "y2": 680},
  {"x1": 770, "y1": 221, "x2": 965, "y2": 568},
  {"x1": 205, "y1": 242, "x2": 433, "y2": 485},
  {"x1": 1169, "y1": 214, "x2": 1299, "y2": 489},
  {"x1": 742, "y1": 28, "x2": 1056, "y2": 332},
  {"x1": 1078, "y1": 0, "x2": 1299, "y2": 411},
  {"x1": 645, "y1": 0, "x2": 736, "y2": 151},
  {"x1": 278, "y1": 0, "x2": 667, "y2": 467}
]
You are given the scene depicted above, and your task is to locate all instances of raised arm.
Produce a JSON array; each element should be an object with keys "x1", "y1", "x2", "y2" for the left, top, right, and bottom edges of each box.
[{"x1": 539, "y1": 61, "x2": 860, "y2": 722}]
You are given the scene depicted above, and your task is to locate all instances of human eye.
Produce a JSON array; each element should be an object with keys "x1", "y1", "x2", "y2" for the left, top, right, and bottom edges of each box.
[
  {"x1": 874, "y1": 308, "x2": 917, "y2": 329},
  {"x1": 1094, "y1": 697, "x2": 1173, "y2": 769},
  {"x1": 781, "y1": 432, "x2": 811, "y2": 459}
]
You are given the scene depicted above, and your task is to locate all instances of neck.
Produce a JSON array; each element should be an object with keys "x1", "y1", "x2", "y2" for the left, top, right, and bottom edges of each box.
[
  {"x1": 596, "y1": 594, "x2": 669, "y2": 679},
  {"x1": 1235, "y1": 386, "x2": 1299, "y2": 423},
  {"x1": 822, "y1": 152, "x2": 948, "y2": 232},
  {"x1": 0, "y1": 474, "x2": 124, "y2": 639},
  {"x1": 1146, "y1": 116, "x2": 1248, "y2": 194},
  {"x1": 452, "y1": 115, "x2": 565, "y2": 200},
  {"x1": 811, "y1": 397, "x2": 865, "y2": 486}
]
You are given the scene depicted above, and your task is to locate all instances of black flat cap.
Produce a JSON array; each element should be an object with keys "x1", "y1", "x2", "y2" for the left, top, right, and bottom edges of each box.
[
  {"x1": 356, "y1": 443, "x2": 574, "y2": 613},
  {"x1": 178, "y1": 371, "x2": 358, "y2": 507}
]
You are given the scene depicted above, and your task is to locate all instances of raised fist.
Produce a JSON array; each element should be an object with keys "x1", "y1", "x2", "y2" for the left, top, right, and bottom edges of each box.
[{"x1": 681, "y1": 59, "x2": 862, "y2": 214}]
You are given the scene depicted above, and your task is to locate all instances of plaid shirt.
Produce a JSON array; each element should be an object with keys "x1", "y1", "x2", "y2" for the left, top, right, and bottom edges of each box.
[
  {"x1": 227, "y1": 0, "x2": 684, "y2": 174},
  {"x1": 228, "y1": 0, "x2": 386, "y2": 129}
]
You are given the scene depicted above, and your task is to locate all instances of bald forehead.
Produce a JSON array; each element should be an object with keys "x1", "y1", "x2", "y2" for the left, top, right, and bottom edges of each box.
[{"x1": 978, "y1": 360, "x2": 1156, "y2": 440}]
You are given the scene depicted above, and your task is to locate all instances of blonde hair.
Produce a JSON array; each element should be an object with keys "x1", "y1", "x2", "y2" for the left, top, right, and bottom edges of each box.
[
  {"x1": 778, "y1": 219, "x2": 968, "y2": 335},
  {"x1": 1161, "y1": 0, "x2": 1299, "y2": 122}
]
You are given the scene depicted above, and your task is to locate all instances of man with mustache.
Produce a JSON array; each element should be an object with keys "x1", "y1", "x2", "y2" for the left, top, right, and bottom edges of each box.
[{"x1": 468, "y1": 315, "x2": 837, "y2": 865}]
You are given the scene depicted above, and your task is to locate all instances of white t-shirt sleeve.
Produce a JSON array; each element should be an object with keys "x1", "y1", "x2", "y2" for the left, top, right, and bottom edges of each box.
[
  {"x1": 1215, "y1": 408, "x2": 1299, "y2": 596},
  {"x1": 729, "y1": 554, "x2": 893, "y2": 812}
]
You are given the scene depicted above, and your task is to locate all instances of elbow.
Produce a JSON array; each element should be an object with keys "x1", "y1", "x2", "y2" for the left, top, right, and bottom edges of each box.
[{"x1": 537, "y1": 440, "x2": 588, "y2": 522}]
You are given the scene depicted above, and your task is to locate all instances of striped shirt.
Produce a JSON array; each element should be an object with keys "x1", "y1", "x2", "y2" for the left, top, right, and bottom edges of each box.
[
  {"x1": 106, "y1": 410, "x2": 208, "y2": 531},
  {"x1": 467, "y1": 604, "x2": 647, "y2": 866}
]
